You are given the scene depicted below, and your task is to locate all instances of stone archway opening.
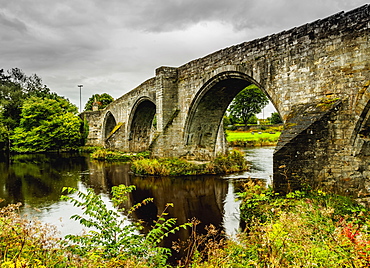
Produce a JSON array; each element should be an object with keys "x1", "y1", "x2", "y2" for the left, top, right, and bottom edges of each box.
[
  {"x1": 128, "y1": 99, "x2": 156, "y2": 152},
  {"x1": 104, "y1": 112, "x2": 117, "y2": 140},
  {"x1": 184, "y1": 71, "x2": 279, "y2": 160}
]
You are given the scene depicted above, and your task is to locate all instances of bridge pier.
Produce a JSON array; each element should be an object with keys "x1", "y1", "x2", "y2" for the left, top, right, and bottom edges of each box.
[{"x1": 274, "y1": 98, "x2": 370, "y2": 203}]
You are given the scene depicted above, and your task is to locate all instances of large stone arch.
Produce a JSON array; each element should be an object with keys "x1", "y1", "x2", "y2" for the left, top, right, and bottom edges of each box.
[
  {"x1": 183, "y1": 70, "x2": 277, "y2": 160},
  {"x1": 103, "y1": 111, "x2": 117, "y2": 141},
  {"x1": 128, "y1": 97, "x2": 156, "y2": 152}
]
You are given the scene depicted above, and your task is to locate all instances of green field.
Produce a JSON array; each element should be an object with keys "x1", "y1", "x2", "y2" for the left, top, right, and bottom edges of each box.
[{"x1": 226, "y1": 130, "x2": 281, "y2": 142}]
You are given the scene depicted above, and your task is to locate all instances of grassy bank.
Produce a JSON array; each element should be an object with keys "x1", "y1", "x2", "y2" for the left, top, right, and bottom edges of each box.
[
  {"x1": 131, "y1": 149, "x2": 248, "y2": 176},
  {"x1": 226, "y1": 129, "x2": 281, "y2": 147},
  {"x1": 91, "y1": 149, "x2": 150, "y2": 161}
]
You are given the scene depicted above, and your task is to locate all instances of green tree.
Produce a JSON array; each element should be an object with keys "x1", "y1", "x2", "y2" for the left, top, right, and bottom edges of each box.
[
  {"x1": 84, "y1": 93, "x2": 114, "y2": 111},
  {"x1": 268, "y1": 112, "x2": 283, "y2": 124},
  {"x1": 248, "y1": 114, "x2": 258, "y2": 124},
  {"x1": 228, "y1": 84, "x2": 269, "y2": 130},
  {"x1": 0, "y1": 68, "x2": 54, "y2": 130},
  {"x1": 10, "y1": 96, "x2": 84, "y2": 152},
  {"x1": 0, "y1": 68, "x2": 65, "y2": 150}
]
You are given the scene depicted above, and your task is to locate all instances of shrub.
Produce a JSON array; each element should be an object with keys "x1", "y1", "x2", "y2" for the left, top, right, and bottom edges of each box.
[
  {"x1": 0, "y1": 202, "x2": 69, "y2": 267},
  {"x1": 61, "y1": 185, "x2": 191, "y2": 267},
  {"x1": 131, "y1": 149, "x2": 249, "y2": 176},
  {"x1": 91, "y1": 149, "x2": 150, "y2": 161}
]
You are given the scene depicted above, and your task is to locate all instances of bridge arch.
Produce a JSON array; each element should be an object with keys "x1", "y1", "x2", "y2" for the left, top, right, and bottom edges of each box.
[
  {"x1": 128, "y1": 97, "x2": 156, "y2": 152},
  {"x1": 103, "y1": 111, "x2": 117, "y2": 141},
  {"x1": 184, "y1": 70, "x2": 278, "y2": 159}
]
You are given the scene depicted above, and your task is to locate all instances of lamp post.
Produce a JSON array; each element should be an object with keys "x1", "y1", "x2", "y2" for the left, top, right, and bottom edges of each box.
[{"x1": 78, "y1": 84, "x2": 83, "y2": 113}]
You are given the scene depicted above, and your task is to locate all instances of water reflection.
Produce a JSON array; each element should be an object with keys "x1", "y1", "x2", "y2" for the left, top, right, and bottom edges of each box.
[
  {"x1": 0, "y1": 153, "x2": 87, "y2": 207},
  {"x1": 85, "y1": 161, "x2": 230, "y2": 248},
  {"x1": 0, "y1": 147, "x2": 274, "y2": 241}
]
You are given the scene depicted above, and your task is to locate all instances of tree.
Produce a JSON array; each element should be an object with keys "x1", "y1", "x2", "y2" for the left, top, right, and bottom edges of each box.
[
  {"x1": 268, "y1": 112, "x2": 283, "y2": 124},
  {"x1": 228, "y1": 84, "x2": 269, "y2": 130},
  {"x1": 248, "y1": 114, "x2": 258, "y2": 124},
  {"x1": 0, "y1": 68, "x2": 54, "y2": 130},
  {"x1": 10, "y1": 96, "x2": 84, "y2": 152},
  {"x1": 84, "y1": 93, "x2": 114, "y2": 111}
]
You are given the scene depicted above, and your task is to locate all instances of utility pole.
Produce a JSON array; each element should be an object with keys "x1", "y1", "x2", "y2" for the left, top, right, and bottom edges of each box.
[{"x1": 78, "y1": 84, "x2": 83, "y2": 113}]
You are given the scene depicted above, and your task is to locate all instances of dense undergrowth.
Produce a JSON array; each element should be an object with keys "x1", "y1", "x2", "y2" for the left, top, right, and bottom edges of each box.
[
  {"x1": 215, "y1": 181, "x2": 370, "y2": 267},
  {"x1": 91, "y1": 148, "x2": 150, "y2": 161},
  {"x1": 131, "y1": 149, "x2": 248, "y2": 176},
  {"x1": 1, "y1": 181, "x2": 369, "y2": 267}
]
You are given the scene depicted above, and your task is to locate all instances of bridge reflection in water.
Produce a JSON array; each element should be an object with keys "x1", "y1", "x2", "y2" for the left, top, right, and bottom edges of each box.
[{"x1": 86, "y1": 160, "x2": 236, "y2": 248}]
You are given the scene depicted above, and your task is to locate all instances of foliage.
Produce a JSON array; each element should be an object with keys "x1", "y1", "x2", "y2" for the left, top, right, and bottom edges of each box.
[
  {"x1": 2, "y1": 180, "x2": 370, "y2": 267},
  {"x1": 228, "y1": 84, "x2": 269, "y2": 130},
  {"x1": 179, "y1": 183, "x2": 370, "y2": 267},
  {"x1": 10, "y1": 96, "x2": 84, "y2": 152},
  {"x1": 91, "y1": 149, "x2": 150, "y2": 161},
  {"x1": 0, "y1": 68, "x2": 56, "y2": 131},
  {"x1": 61, "y1": 185, "x2": 191, "y2": 266},
  {"x1": 224, "y1": 181, "x2": 370, "y2": 267},
  {"x1": 268, "y1": 112, "x2": 283, "y2": 124},
  {"x1": 131, "y1": 149, "x2": 249, "y2": 176},
  {"x1": 0, "y1": 68, "x2": 78, "y2": 151},
  {"x1": 0, "y1": 185, "x2": 192, "y2": 268},
  {"x1": 0, "y1": 201, "x2": 70, "y2": 267},
  {"x1": 173, "y1": 219, "x2": 226, "y2": 267},
  {"x1": 247, "y1": 114, "x2": 258, "y2": 124},
  {"x1": 84, "y1": 93, "x2": 114, "y2": 111}
]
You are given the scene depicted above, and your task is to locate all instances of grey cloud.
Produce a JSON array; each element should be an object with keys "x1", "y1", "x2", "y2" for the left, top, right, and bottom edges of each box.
[
  {"x1": 0, "y1": 11, "x2": 28, "y2": 39},
  {"x1": 1, "y1": 0, "x2": 369, "y2": 107},
  {"x1": 112, "y1": 0, "x2": 369, "y2": 32}
]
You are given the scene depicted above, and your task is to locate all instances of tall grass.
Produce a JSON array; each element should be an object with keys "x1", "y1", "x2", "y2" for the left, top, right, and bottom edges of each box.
[
  {"x1": 91, "y1": 149, "x2": 150, "y2": 161},
  {"x1": 226, "y1": 130, "x2": 280, "y2": 147},
  {"x1": 131, "y1": 149, "x2": 249, "y2": 176}
]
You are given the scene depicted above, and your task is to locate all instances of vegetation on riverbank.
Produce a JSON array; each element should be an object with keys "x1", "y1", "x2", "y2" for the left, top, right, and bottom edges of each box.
[
  {"x1": 91, "y1": 148, "x2": 150, "y2": 161},
  {"x1": 196, "y1": 181, "x2": 370, "y2": 267},
  {"x1": 226, "y1": 126, "x2": 282, "y2": 147},
  {"x1": 1, "y1": 181, "x2": 369, "y2": 267},
  {"x1": 131, "y1": 149, "x2": 248, "y2": 176}
]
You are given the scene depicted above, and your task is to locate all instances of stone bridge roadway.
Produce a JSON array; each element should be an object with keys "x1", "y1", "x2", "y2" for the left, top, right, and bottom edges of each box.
[{"x1": 83, "y1": 5, "x2": 370, "y2": 201}]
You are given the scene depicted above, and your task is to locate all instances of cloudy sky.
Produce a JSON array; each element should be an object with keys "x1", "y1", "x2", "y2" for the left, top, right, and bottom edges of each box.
[{"x1": 1, "y1": 0, "x2": 368, "y2": 114}]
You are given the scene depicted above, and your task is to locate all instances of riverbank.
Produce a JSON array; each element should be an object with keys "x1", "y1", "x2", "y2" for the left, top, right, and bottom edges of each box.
[
  {"x1": 1, "y1": 181, "x2": 369, "y2": 267},
  {"x1": 196, "y1": 182, "x2": 370, "y2": 267},
  {"x1": 90, "y1": 148, "x2": 150, "y2": 161},
  {"x1": 226, "y1": 126, "x2": 282, "y2": 147}
]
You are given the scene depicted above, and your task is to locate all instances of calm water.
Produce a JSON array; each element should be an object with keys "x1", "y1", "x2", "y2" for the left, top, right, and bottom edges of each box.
[{"x1": 0, "y1": 147, "x2": 274, "y2": 240}]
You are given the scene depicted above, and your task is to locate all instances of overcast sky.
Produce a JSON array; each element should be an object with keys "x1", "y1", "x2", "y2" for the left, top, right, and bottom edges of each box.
[{"x1": 1, "y1": 0, "x2": 368, "y2": 115}]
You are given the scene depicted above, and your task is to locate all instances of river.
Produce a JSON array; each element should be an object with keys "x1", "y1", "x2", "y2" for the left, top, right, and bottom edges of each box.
[{"x1": 0, "y1": 146, "x2": 274, "y2": 244}]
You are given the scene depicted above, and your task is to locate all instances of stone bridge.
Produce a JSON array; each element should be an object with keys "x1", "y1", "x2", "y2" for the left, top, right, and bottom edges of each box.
[{"x1": 83, "y1": 5, "x2": 370, "y2": 200}]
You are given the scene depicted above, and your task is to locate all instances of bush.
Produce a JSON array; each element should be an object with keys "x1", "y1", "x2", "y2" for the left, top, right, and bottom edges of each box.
[
  {"x1": 61, "y1": 185, "x2": 191, "y2": 267},
  {"x1": 91, "y1": 149, "x2": 150, "y2": 161},
  {"x1": 131, "y1": 150, "x2": 249, "y2": 176},
  {"x1": 0, "y1": 202, "x2": 69, "y2": 267}
]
